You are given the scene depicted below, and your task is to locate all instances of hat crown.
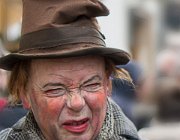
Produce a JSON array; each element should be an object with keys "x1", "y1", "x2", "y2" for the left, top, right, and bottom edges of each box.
[
  {"x1": 22, "y1": 0, "x2": 109, "y2": 35},
  {"x1": 0, "y1": 0, "x2": 130, "y2": 71}
]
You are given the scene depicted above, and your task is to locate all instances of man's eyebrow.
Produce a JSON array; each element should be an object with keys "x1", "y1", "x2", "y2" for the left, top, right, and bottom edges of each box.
[
  {"x1": 41, "y1": 75, "x2": 102, "y2": 88},
  {"x1": 82, "y1": 75, "x2": 102, "y2": 85},
  {"x1": 42, "y1": 83, "x2": 65, "y2": 89}
]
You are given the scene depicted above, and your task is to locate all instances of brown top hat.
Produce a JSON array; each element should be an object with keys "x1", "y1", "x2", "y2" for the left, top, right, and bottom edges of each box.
[{"x1": 0, "y1": 0, "x2": 130, "y2": 70}]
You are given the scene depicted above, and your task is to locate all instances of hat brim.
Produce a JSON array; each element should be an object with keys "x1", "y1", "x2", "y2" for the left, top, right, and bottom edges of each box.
[{"x1": 0, "y1": 47, "x2": 130, "y2": 70}]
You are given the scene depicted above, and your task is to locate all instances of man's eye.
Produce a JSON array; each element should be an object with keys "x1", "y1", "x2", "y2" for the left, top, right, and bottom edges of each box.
[
  {"x1": 82, "y1": 83, "x2": 101, "y2": 92},
  {"x1": 44, "y1": 88, "x2": 66, "y2": 97}
]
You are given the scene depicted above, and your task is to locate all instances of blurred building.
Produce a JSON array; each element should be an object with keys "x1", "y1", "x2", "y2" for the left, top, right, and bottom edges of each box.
[{"x1": 0, "y1": 0, "x2": 22, "y2": 52}]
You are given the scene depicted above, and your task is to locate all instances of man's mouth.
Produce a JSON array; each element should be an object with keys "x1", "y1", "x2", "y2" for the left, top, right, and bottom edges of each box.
[{"x1": 62, "y1": 118, "x2": 89, "y2": 133}]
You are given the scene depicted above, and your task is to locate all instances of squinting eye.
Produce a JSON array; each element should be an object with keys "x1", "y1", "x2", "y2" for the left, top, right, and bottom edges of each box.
[
  {"x1": 82, "y1": 83, "x2": 102, "y2": 92},
  {"x1": 44, "y1": 88, "x2": 66, "y2": 97}
]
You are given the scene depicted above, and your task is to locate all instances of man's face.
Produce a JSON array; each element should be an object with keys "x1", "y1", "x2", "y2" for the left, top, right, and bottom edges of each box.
[{"x1": 22, "y1": 56, "x2": 110, "y2": 140}]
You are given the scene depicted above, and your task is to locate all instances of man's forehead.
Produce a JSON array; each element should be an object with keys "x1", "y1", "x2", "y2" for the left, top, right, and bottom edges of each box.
[{"x1": 31, "y1": 56, "x2": 105, "y2": 72}]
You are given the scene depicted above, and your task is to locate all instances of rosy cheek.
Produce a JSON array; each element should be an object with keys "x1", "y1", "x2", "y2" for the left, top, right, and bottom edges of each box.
[
  {"x1": 30, "y1": 93, "x2": 65, "y2": 118},
  {"x1": 85, "y1": 90, "x2": 107, "y2": 110},
  {"x1": 38, "y1": 97, "x2": 64, "y2": 118},
  {"x1": 46, "y1": 98, "x2": 65, "y2": 116}
]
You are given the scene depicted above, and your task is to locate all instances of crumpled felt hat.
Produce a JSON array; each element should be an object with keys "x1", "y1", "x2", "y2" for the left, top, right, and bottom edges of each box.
[{"x1": 0, "y1": 0, "x2": 130, "y2": 70}]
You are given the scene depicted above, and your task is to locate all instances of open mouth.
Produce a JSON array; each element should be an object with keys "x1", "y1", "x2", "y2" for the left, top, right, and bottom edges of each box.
[{"x1": 62, "y1": 118, "x2": 89, "y2": 133}]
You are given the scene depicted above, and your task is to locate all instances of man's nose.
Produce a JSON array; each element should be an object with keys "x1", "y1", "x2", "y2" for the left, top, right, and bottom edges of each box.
[{"x1": 66, "y1": 91, "x2": 85, "y2": 112}]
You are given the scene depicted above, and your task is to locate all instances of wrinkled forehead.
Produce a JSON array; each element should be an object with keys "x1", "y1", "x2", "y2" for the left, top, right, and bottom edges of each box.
[{"x1": 30, "y1": 56, "x2": 105, "y2": 74}]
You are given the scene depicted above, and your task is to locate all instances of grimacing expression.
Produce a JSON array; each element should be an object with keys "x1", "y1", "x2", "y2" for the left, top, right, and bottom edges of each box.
[{"x1": 21, "y1": 56, "x2": 111, "y2": 140}]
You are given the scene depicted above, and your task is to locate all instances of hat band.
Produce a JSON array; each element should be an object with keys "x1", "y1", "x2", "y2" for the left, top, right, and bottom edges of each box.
[{"x1": 19, "y1": 26, "x2": 106, "y2": 52}]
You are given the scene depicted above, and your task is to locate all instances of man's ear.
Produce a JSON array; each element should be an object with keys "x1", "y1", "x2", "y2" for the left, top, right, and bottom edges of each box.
[{"x1": 20, "y1": 90, "x2": 31, "y2": 109}]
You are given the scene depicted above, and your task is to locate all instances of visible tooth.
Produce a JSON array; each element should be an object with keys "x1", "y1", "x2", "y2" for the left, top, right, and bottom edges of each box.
[
  {"x1": 72, "y1": 122, "x2": 77, "y2": 126},
  {"x1": 69, "y1": 120, "x2": 86, "y2": 126}
]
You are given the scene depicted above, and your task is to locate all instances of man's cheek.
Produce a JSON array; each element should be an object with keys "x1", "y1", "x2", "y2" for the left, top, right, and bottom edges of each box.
[
  {"x1": 45, "y1": 99, "x2": 65, "y2": 116},
  {"x1": 85, "y1": 92, "x2": 107, "y2": 109}
]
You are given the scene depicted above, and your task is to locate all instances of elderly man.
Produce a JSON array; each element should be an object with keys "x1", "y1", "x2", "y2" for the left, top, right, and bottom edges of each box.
[{"x1": 0, "y1": 0, "x2": 139, "y2": 140}]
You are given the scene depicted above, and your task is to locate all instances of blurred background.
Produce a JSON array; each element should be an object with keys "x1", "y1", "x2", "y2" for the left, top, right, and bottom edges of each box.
[{"x1": 1, "y1": 0, "x2": 180, "y2": 139}]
